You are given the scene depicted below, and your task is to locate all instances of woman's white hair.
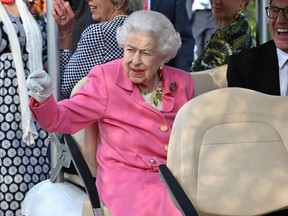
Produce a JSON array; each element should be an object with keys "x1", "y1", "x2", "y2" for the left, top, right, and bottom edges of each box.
[{"x1": 116, "y1": 10, "x2": 181, "y2": 63}]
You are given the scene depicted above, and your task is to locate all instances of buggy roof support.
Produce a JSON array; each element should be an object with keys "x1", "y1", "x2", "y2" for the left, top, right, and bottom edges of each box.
[
  {"x1": 47, "y1": 0, "x2": 64, "y2": 183},
  {"x1": 256, "y1": 1, "x2": 269, "y2": 45}
]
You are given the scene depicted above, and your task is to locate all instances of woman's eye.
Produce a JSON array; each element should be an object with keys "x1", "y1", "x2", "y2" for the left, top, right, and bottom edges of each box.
[
  {"x1": 126, "y1": 48, "x2": 134, "y2": 52},
  {"x1": 142, "y1": 52, "x2": 151, "y2": 56}
]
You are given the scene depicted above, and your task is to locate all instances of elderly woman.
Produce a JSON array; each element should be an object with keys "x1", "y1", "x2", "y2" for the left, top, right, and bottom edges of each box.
[
  {"x1": 192, "y1": 0, "x2": 256, "y2": 72},
  {"x1": 51, "y1": 0, "x2": 144, "y2": 99},
  {"x1": 26, "y1": 10, "x2": 194, "y2": 215}
]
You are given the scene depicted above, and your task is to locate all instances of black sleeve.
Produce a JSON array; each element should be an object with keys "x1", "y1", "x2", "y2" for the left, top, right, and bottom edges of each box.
[{"x1": 227, "y1": 54, "x2": 246, "y2": 88}]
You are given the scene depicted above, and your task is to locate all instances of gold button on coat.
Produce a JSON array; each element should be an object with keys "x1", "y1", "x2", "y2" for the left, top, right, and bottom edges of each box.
[
  {"x1": 160, "y1": 125, "x2": 168, "y2": 132},
  {"x1": 149, "y1": 159, "x2": 156, "y2": 164}
]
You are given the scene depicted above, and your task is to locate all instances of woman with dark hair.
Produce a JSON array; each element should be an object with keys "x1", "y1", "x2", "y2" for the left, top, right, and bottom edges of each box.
[{"x1": 192, "y1": 0, "x2": 256, "y2": 72}]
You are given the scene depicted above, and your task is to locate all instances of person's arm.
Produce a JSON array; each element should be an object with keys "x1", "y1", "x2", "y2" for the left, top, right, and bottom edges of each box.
[
  {"x1": 51, "y1": 0, "x2": 75, "y2": 50},
  {"x1": 60, "y1": 24, "x2": 108, "y2": 99},
  {"x1": 27, "y1": 68, "x2": 107, "y2": 134},
  {"x1": 227, "y1": 55, "x2": 245, "y2": 88}
]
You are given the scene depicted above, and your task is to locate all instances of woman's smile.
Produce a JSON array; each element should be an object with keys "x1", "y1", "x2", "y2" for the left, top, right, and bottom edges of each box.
[{"x1": 129, "y1": 68, "x2": 145, "y2": 77}]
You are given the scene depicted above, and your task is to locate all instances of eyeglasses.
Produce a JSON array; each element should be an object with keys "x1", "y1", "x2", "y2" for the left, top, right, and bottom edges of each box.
[{"x1": 265, "y1": 6, "x2": 288, "y2": 19}]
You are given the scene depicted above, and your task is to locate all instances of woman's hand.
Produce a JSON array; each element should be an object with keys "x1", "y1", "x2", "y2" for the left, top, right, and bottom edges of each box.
[
  {"x1": 26, "y1": 70, "x2": 53, "y2": 104},
  {"x1": 51, "y1": 0, "x2": 75, "y2": 49}
]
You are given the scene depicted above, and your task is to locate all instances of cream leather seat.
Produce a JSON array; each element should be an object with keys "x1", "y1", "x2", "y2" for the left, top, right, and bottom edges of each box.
[
  {"x1": 160, "y1": 88, "x2": 288, "y2": 215},
  {"x1": 192, "y1": 64, "x2": 227, "y2": 96}
]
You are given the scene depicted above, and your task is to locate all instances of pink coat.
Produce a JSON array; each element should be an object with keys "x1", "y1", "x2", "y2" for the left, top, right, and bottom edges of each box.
[{"x1": 30, "y1": 58, "x2": 194, "y2": 215}]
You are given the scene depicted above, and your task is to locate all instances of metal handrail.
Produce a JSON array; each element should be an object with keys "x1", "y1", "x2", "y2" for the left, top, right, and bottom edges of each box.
[
  {"x1": 256, "y1": 0, "x2": 269, "y2": 45},
  {"x1": 47, "y1": 0, "x2": 63, "y2": 183}
]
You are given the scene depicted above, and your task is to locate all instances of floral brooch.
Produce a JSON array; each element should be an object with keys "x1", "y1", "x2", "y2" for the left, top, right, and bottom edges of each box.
[{"x1": 169, "y1": 82, "x2": 178, "y2": 92}]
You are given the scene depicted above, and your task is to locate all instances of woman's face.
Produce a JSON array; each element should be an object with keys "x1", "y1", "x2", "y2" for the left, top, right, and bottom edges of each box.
[
  {"x1": 268, "y1": 0, "x2": 288, "y2": 52},
  {"x1": 210, "y1": 0, "x2": 246, "y2": 27},
  {"x1": 123, "y1": 32, "x2": 165, "y2": 92},
  {"x1": 86, "y1": 0, "x2": 118, "y2": 22}
]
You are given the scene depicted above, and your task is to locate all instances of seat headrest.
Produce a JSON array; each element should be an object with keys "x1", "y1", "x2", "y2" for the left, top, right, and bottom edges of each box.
[
  {"x1": 191, "y1": 64, "x2": 228, "y2": 97},
  {"x1": 167, "y1": 88, "x2": 288, "y2": 215}
]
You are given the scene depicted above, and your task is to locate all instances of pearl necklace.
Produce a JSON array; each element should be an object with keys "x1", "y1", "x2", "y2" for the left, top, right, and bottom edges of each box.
[{"x1": 139, "y1": 74, "x2": 162, "y2": 106}]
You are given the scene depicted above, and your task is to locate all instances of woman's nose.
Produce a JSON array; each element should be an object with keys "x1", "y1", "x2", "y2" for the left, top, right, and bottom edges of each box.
[{"x1": 132, "y1": 53, "x2": 141, "y2": 64}]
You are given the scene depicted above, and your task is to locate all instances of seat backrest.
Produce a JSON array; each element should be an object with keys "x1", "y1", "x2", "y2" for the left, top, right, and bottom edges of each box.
[
  {"x1": 167, "y1": 88, "x2": 288, "y2": 216},
  {"x1": 191, "y1": 64, "x2": 227, "y2": 97},
  {"x1": 70, "y1": 76, "x2": 98, "y2": 178}
]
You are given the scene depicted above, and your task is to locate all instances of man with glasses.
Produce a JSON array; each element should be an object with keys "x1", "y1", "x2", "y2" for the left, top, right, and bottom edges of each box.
[{"x1": 227, "y1": 0, "x2": 288, "y2": 96}]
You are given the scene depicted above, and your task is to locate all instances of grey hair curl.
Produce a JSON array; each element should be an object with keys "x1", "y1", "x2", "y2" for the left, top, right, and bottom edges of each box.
[
  {"x1": 111, "y1": 0, "x2": 144, "y2": 15},
  {"x1": 116, "y1": 10, "x2": 181, "y2": 63}
]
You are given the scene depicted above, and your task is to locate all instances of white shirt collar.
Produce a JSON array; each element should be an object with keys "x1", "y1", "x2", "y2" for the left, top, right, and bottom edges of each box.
[
  {"x1": 277, "y1": 48, "x2": 288, "y2": 96},
  {"x1": 277, "y1": 48, "x2": 288, "y2": 68}
]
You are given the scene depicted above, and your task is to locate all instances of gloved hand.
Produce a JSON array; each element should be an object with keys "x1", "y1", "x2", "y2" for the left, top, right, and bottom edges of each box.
[{"x1": 26, "y1": 70, "x2": 53, "y2": 103}]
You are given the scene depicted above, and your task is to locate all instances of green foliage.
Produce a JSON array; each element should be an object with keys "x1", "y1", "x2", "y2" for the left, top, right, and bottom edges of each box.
[{"x1": 246, "y1": 0, "x2": 257, "y2": 37}]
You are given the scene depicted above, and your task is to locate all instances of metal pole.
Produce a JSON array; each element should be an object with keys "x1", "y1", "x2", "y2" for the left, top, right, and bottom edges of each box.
[
  {"x1": 256, "y1": 0, "x2": 269, "y2": 45},
  {"x1": 47, "y1": 0, "x2": 64, "y2": 182}
]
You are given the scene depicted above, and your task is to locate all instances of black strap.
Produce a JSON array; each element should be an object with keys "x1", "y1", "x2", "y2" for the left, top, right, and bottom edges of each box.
[
  {"x1": 265, "y1": 209, "x2": 288, "y2": 215},
  {"x1": 158, "y1": 164, "x2": 198, "y2": 216},
  {"x1": 64, "y1": 134, "x2": 101, "y2": 211}
]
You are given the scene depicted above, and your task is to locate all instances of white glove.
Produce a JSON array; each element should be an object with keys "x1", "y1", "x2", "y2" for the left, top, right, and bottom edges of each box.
[{"x1": 26, "y1": 70, "x2": 53, "y2": 103}]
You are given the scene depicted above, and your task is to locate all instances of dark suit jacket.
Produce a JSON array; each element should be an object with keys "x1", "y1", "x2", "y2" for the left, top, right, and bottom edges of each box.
[
  {"x1": 67, "y1": 0, "x2": 89, "y2": 52},
  {"x1": 151, "y1": 0, "x2": 195, "y2": 72},
  {"x1": 227, "y1": 40, "x2": 280, "y2": 95}
]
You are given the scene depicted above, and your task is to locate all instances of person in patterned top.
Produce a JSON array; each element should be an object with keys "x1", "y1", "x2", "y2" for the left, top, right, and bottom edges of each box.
[
  {"x1": 51, "y1": 0, "x2": 144, "y2": 99},
  {"x1": 0, "y1": 0, "x2": 50, "y2": 215},
  {"x1": 191, "y1": 0, "x2": 256, "y2": 72}
]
